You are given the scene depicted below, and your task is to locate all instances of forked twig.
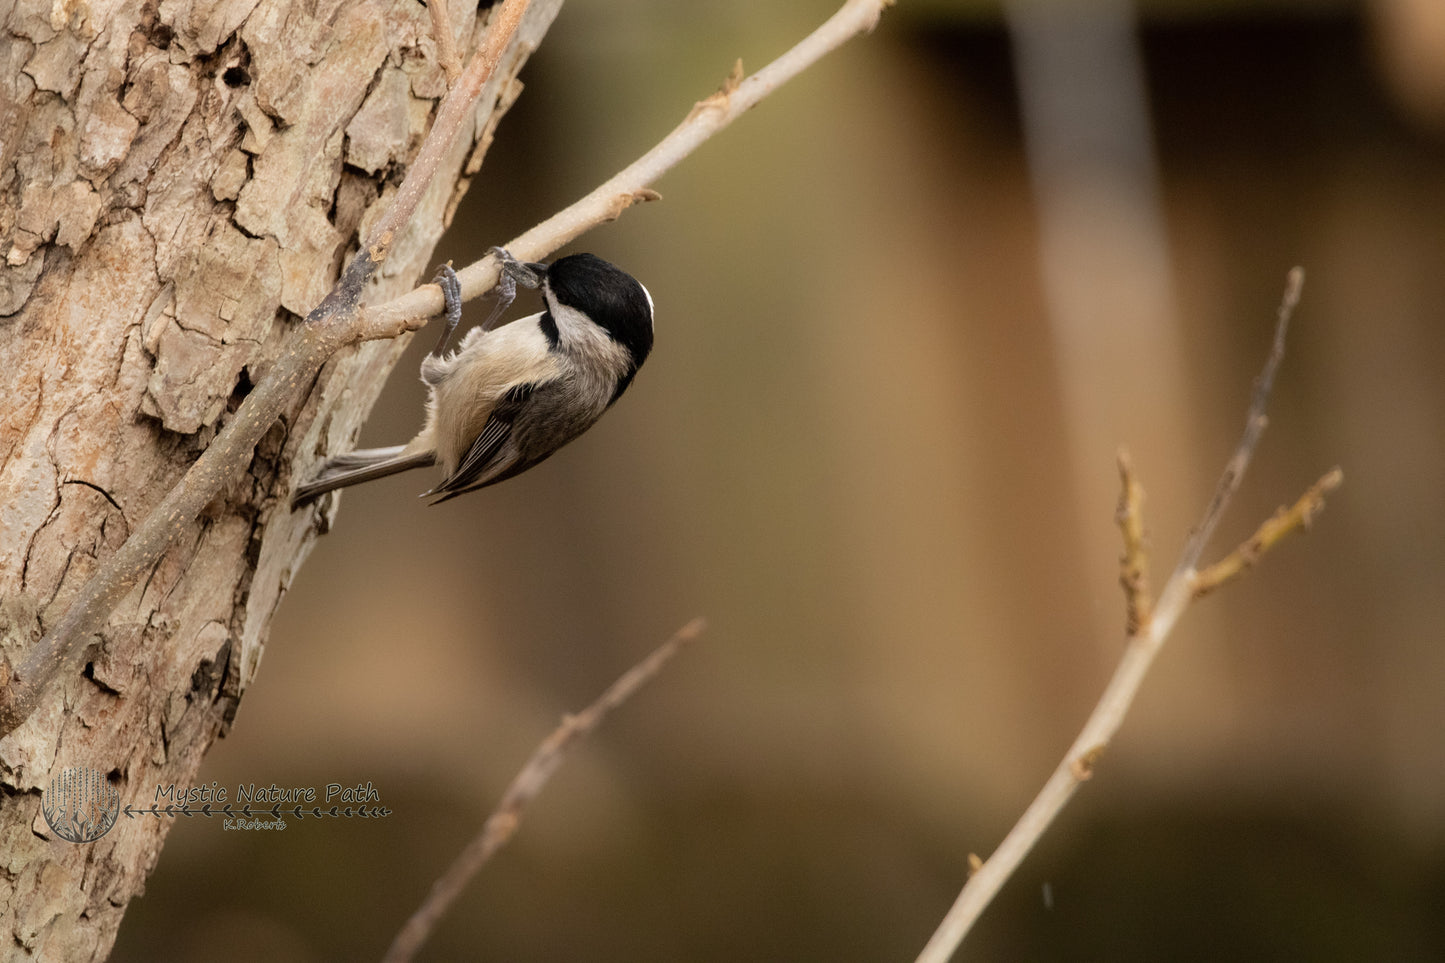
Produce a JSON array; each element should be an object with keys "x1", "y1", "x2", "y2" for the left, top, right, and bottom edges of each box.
[
  {"x1": 916, "y1": 269, "x2": 1341, "y2": 962},
  {"x1": 382, "y1": 618, "x2": 707, "y2": 963}
]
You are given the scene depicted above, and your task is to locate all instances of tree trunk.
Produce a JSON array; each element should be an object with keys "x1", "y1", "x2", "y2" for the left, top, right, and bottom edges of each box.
[{"x1": 0, "y1": 0, "x2": 561, "y2": 956}]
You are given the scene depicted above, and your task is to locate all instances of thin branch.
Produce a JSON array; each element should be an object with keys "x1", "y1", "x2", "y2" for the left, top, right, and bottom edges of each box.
[
  {"x1": 382, "y1": 617, "x2": 707, "y2": 963},
  {"x1": 1115, "y1": 448, "x2": 1151, "y2": 635},
  {"x1": 426, "y1": 0, "x2": 464, "y2": 85},
  {"x1": 916, "y1": 269, "x2": 1340, "y2": 963},
  {"x1": 0, "y1": 0, "x2": 892, "y2": 739},
  {"x1": 359, "y1": 0, "x2": 531, "y2": 265},
  {"x1": 357, "y1": 0, "x2": 896, "y2": 342},
  {"x1": 1173, "y1": 265, "x2": 1304, "y2": 576},
  {"x1": 1192, "y1": 466, "x2": 1343, "y2": 597}
]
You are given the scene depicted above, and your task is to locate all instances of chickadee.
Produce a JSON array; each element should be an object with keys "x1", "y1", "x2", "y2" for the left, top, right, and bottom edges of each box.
[{"x1": 292, "y1": 249, "x2": 654, "y2": 507}]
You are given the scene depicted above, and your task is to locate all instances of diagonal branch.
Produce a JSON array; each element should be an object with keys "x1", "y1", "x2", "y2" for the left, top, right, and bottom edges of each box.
[
  {"x1": 0, "y1": 0, "x2": 893, "y2": 740},
  {"x1": 915, "y1": 269, "x2": 1341, "y2": 963},
  {"x1": 382, "y1": 618, "x2": 707, "y2": 963},
  {"x1": 1192, "y1": 465, "x2": 1343, "y2": 597},
  {"x1": 356, "y1": 0, "x2": 532, "y2": 269},
  {"x1": 357, "y1": 0, "x2": 896, "y2": 342}
]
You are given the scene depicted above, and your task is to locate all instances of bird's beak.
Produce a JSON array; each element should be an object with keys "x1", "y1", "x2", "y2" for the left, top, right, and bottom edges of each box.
[{"x1": 525, "y1": 261, "x2": 549, "y2": 276}]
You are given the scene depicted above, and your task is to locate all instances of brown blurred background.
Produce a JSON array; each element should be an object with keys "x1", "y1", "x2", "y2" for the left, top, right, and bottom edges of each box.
[{"x1": 113, "y1": 0, "x2": 1445, "y2": 960}]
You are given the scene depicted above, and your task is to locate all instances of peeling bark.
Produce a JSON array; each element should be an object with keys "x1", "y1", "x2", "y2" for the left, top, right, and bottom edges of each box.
[{"x1": 0, "y1": 0, "x2": 561, "y2": 956}]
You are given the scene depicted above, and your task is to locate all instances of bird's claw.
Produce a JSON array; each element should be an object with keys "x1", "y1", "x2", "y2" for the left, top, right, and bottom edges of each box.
[
  {"x1": 429, "y1": 263, "x2": 463, "y2": 357},
  {"x1": 477, "y1": 247, "x2": 546, "y2": 331},
  {"x1": 488, "y1": 246, "x2": 545, "y2": 291}
]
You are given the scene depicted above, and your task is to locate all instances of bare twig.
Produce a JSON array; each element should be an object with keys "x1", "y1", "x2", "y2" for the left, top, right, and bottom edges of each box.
[
  {"x1": 1192, "y1": 466, "x2": 1343, "y2": 597},
  {"x1": 361, "y1": 0, "x2": 531, "y2": 264},
  {"x1": 915, "y1": 269, "x2": 1340, "y2": 963},
  {"x1": 0, "y1": 0, "x2": 892, "y2": 739},
  {"x1": 426, "y1": 0, "x2": 464, "y2": 85},
  {"x1": 1115, "y1": 448, "x2": 1151, "y2": 634},
  {"x1": 382, "y1": 618, "x2": 707, "y2": 963},
  {"x1": 357, "y1": 0, "x2": 895, "y2": 341},
  {"x1": 1174, "y1": 266, "x2": 1304, "y2": 577}
]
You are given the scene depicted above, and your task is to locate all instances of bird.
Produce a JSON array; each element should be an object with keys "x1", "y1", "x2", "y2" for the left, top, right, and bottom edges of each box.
[{"x1": 292, "y1": 248, "x2": 654, "y2": 507}]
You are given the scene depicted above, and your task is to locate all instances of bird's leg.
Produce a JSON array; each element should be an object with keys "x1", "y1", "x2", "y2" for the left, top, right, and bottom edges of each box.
[
  {"x1": 429, "y1": 263, "x2": 464, "y2": 357},
  {"x1": 477, "y1": 263, "x2": 517, "y2": 333},
  {"x1": 429, "y1": 250, "x2": 546, "y2": 356}
]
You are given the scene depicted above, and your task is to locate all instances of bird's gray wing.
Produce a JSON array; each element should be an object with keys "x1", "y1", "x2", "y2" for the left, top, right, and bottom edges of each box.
[{"x1": 425, "y1": 383, "x2": 537, "y2": 504}]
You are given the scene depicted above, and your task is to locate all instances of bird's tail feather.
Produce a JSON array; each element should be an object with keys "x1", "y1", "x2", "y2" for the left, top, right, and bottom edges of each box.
[{"x1": 291, "y1": 446, "x2": 436, "y2": 507}]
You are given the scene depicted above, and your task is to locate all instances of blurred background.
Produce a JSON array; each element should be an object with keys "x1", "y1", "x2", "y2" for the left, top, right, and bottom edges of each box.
[{"x1": 114, "y1": 0, "x2": 1445, "y2": 959}]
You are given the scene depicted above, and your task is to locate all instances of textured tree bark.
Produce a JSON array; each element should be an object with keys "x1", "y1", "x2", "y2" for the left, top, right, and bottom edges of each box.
[{"x1": 0, "y1": 0, "x2": 561, "y2": 956}]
